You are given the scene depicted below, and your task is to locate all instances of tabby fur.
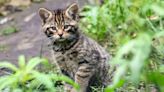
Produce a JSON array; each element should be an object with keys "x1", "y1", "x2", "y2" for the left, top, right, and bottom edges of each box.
[{"x1": 39, "y1": 3, "x2": 114, "y2": 92}]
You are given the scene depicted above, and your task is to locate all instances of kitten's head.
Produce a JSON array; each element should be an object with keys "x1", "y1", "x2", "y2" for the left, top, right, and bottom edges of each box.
[{"x1": 39, "y1": 3, "x2": 79, "y2": 43}]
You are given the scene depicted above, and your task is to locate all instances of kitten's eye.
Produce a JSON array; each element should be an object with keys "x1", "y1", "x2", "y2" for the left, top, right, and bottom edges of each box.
[
  {"x1": 64, "y1": 25, "x2": 71, "y2": 30},
  {"x1": 48, "y1": 26, "x2": 56, "y2": 32},
  {"x1": 50, "y1": 27, "x2": 56, "y2": 30}
]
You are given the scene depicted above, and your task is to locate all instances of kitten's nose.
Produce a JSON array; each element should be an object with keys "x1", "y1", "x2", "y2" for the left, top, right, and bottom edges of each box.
[
  {"x1": 58, "y1": 29, "x2": 63, "y2": 37},
  {"x1": 58, "y1": 33, "x2": 63, "y2": 37}
]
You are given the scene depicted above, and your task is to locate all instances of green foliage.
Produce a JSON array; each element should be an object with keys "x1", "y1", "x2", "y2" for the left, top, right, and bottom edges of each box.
[
  {"x1": 80, "y1": 0, "x2": 164, "y2": 47},
  {"x1": 0, "y1": 26, "x2": 18, "y2": 36},
  {"x1": 80, "y1": 3, "x2": 111, "y2": 43},
  {"x1": 80, "y1": 0, "x2": 164, "y2": 92},
  {"x1": 0, "y1": 55, "x2": 79, "y2": 92}
]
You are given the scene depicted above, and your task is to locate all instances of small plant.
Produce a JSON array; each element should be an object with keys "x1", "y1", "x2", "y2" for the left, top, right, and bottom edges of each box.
[
  {"x1": 0, "y1": 26, "x2": 18, "y2": 36},
  {"x1": 0, "y1": 55, "x2": 79, "y2": 92}
]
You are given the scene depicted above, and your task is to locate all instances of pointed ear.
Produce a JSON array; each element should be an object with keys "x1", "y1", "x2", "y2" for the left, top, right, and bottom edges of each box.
[
  {"x1": 65, "y1": 3, "x2": 79, "y2": 20},
  {"x1": 39, "y1": 8, "x2": 52, "y2": 21}
]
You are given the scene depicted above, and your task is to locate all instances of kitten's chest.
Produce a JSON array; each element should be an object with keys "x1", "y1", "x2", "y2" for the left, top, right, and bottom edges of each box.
[{"x1": 54, "y1": 50, "x2": 79, "y2": 73}]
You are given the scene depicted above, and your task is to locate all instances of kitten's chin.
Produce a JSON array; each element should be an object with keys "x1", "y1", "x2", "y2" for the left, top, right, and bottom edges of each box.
[
  {"x1": 51, "y1": 35, "x2": 78, "y2": 44},
  {"x1": 57, "y1": 38, "x2": 66, "y2": 42},
  {"x1": 52, "y1": 38, "x2": 69, "y2": 43}
]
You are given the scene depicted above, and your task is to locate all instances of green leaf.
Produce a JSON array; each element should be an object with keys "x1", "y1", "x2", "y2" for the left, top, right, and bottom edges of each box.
[
  {"x1": 105, "y1": 87, "x2": 114, "y2": 92},
  {"x1": 105, "y1": 79, "x2": 125, "y2": 92},
  {"x1": 0, "y1": 75, "x2": 17, "y2": 91},
  {"x1": 13, "y1": 89, "x2": 23, "y2": 92},
  {"x1": 40, "y1": 58, "x2": 49, "y2": 66},
  {"x1": 18, "y1": 55, "x2": 25, "y2": 69},
  {"x1": 26, "y1": 57, "x2": 43, "y2": 72},
  {"x1": 112, "y1": 64, "x2": 127, "y2": 87},
  {"x1": 151, "y1": 4, "x2": 164, "y2": 16},
  {"x1": 51, "y1": 74, "x2": 80, "y2": 90},
  {"x1": 31, "y1": 71, "x2": 55, "y2": 92},
  {"x1": 0, "y1": 62, "x2": 18, "y2": 71}
]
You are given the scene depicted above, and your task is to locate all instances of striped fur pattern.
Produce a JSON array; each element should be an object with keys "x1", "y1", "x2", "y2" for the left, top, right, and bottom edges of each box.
[{"x1": 39, "y1": 3, "x2": 114, "y2": 92}]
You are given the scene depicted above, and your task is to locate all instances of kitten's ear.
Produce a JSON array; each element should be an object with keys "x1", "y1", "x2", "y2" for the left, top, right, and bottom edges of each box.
[
  {"x1": 39, "y1": 8, "x2": 52, "y2": 21},
  {"x1": 65, "y1": 3, "x2": 79, "y2": 20}
]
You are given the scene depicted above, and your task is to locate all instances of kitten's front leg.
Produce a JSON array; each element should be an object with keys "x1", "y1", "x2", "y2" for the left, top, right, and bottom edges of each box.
[
  {"x1": 74, "y1": 63, "x2": 95, "y2": 92},
  {"x1": 64, "y1": 83, "x2": 73, "y2": 92},
  {"x1": 71, "y1": 50, "x2": 99, "y2": 92}
]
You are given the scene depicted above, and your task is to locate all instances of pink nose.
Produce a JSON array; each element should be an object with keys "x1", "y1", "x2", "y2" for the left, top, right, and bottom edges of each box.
[
  {"x1": 58, "y1": 33, "x2": 63, "y2": 37},
  {"x1": 58, "y1": 29, "x2": 63, "y2": 37}
]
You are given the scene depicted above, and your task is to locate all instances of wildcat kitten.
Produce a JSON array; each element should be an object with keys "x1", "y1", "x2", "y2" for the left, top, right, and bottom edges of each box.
[{"x1": 39, "y1": 3, "x2": 114, "y2": 92}]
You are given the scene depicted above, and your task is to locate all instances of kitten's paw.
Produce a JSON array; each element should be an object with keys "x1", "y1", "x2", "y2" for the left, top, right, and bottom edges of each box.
[
  {"x1": 64, "y1": 84, "x2": 72, "y2": 92},
  {"x1": 70, "y1": 88, "x2": 77, "y2": 92}
]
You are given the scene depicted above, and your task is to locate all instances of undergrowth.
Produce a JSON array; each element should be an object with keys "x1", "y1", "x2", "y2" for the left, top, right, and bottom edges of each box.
[
  {"x1": 0, "y1": 55, "x2": 79, "y2": 92},
  {"x1": 80, "y1": 0, "x2": 164, "y2": 92}
]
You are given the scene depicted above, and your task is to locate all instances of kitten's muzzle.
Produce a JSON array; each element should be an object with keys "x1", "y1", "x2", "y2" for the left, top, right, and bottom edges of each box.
[
  {"x1": 58, "y1": 33, "x2": 63, "y2": 38},
  {"x1": 57, "y1": 29, "x2": 64, "y2": 38}
]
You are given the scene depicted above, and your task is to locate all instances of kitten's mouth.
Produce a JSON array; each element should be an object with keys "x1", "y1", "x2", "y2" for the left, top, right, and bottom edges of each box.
[{"x1": 58, "y1": 38, "x2": 66, "y2": 41}]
